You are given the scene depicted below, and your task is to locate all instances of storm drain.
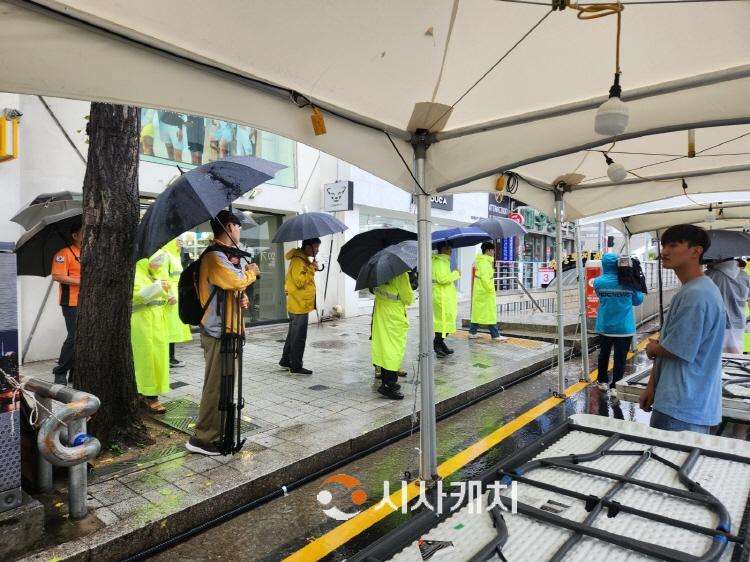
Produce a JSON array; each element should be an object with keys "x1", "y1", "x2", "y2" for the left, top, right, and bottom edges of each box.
[{"x1": 148, "y1": 398, "x2": 260, "y2": 436}]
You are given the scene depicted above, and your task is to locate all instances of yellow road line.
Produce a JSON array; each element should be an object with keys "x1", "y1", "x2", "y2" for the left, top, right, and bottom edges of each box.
[{"x1": 284, "y1": 335, "x2": 655, "y2": 562}]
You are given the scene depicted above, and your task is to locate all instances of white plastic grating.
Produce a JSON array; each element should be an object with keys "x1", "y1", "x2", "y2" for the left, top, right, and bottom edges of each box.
[{"x1": 378, "y1": 414, "x2": 750, "y2": 562}]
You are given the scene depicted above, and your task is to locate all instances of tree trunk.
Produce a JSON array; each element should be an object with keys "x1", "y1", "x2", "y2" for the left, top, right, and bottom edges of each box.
[{"x1": 73, "y1": 103, "x2": 149, "y2": 447}]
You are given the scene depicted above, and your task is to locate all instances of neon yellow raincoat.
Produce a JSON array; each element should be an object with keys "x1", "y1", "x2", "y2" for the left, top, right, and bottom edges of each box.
[
  {"x1": 161, "y1": 240, "x2": 192, "y2": 343},
  {"x1": 432, "y1": 253, "x2": 460, "y2": 336},
  {"x1": 371, "y1": 272, "x2": 415, "y2": 371},
  {"x1": 131, "y1": 254, "x2": 170, "y2": 396},
  {"x1": 470, "y1": 254, "x2": 497, "y2": 326}
]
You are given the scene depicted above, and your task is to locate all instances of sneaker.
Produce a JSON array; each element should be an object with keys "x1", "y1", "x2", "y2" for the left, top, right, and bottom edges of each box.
[
  {"x1": 435, "y1": 348, "x2": 447, "y2": 358},
  {"x1": 468, "y1": 333, "x2": 481, "y2": 339},
  {"x1": 386, "y1": 381, "x2": 402, "y2": 391},
  {"x1": 279, "y1": 361, "x2": 291, "y2": 370},
  {"x1": 444, "y1": 346, "x2": 455, "y2": 355},
  {"x1": 170, "y1": 358, "x2": 185, "y2": 368},
  {"x1": 377, "y1": 385, "x2": 404, "y2": 400},
  {"x1": 596, "y1": 382, "x2": 609, "y2": 391},
  {"x1": 186, "y1": 437, "x2": 221, "y2": 456},
  {"x1": 53, "y1": 374, "x2": 67, "y2": 386},
  {"x1": 491, "y1": 335, "x2": 509, "y2": 341},
  {"x1": 290, "y1": 367, "x2": 313, "y2": 375}
]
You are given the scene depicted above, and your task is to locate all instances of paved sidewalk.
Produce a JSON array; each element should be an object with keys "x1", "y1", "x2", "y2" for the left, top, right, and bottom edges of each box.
[{"x1": 18, "y1": 304, "x2": 559, "y2": 561}]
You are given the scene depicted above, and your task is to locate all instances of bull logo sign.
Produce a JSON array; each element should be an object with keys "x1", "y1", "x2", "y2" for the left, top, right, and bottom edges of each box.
[{"x1": 324, "y1": 181, "x2": 353, "y2": 212}]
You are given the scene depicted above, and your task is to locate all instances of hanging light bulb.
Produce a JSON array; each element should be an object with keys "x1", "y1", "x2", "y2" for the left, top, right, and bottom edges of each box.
[
  {"x1": 595, "y1": 73, "x2": 629, "y2": 136},
  {"x1": 704, "y1": 204, "x2": 717, "y2": 223},
  {"x1": 603, "y1": 153, "x2": 627, "y2": 182}
]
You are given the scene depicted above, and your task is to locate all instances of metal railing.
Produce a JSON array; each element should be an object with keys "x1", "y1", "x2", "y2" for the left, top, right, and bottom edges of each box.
[{"x1": 24, "y1": 378, "x2": 101, "y2": 519}]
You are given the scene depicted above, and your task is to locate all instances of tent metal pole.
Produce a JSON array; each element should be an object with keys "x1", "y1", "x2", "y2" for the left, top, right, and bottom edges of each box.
[
  {"x1": 21, "y1": 279, "x2": 55, "y2": 364},
  {"x1": 414, "y1": 135, "x2": 438, "y2": 483},
  {"x1": 554, "y1": 190, "x2": 566, "y2": 396},
  {"x1": 574, "y1": 222, "x2": 590, "y2": 380},
  {"x1": 656, "y1": 230, "x2": 664, "y2": 329},
  {"x1": 623, "y1": 228, "x2": 636, "y2": 351}
]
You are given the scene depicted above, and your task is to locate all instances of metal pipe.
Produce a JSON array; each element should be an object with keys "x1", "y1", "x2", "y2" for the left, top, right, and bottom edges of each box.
[
  {"x1": 36, "y1": 395, "x2": 53, "y2": 493},
  {"x1": 554, "y1": 191, "x2": 566, "y2": 395},
  {"x1": 414, "y1": 140, "x2": 438, "y2": 483},
  {"x1": 493, "y1": 277, "x2": 544, "y2": 313},
  {"x1": 574, "y1": 222, "x2": 590, "y2": 379},
  {"x1": 21, "y1": 278, "x2": 54, "y2": 364},
  {"x1": 67, "y1": 417, "x2": 88, "y2": 519}
]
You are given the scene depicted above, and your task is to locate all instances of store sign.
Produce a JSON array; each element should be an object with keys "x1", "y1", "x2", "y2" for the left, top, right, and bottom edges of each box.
[
  {"x1": 430, "y1": 195, "x2": 453, "y2": 211},
  {"x1": 488, "y1": 193, "x2": 510, "y2": 218},
  {"x1": 501, "y1": 237, "x2": 514, "y2": 261},
  {"x1": 537, "y1": 267, "x2": 556, "y2": 286},
  {"x1": 518, "y1": 206, "x2": 573, "y2": 236},
  {"x1": 323, "y1": 181, "x2": 354, "y2": 212},
  {"x1": 585, "y1": 261, "x2": 602, "y2": 318},
  {"x1": 508, "y1": 212, "x2": 524, "y2": 225}
]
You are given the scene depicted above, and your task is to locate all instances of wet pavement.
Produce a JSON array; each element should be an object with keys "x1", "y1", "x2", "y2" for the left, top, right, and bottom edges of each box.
[
  {"x1": 147, "y1": 330, "x2": 669, "y2": 562},
  {"x1": 17, "y1": 303, "x2": 564, "y2": 562}
]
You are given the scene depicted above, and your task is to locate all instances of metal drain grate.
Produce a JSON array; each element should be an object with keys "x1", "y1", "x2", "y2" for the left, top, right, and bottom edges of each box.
[
  {"x1": 308, "y1": 385, "x2": 330, "y2": 391},
  {"x1": 169, "y1": 381, "x2": 188, "y2": 389},
  {"x1": 148, "y1": 398, "x2": 260, "y2": 436}
]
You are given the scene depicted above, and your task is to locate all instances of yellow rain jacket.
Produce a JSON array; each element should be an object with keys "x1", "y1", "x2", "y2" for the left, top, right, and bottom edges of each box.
[
  {"x1": 160, "y1": 240, "x2": 192, "y2": 343},
  {"x1": 131, "y1": 255, "x2": 170, "y2": 396},
  {"x1": 371, "y1": 272, "x2": 415, "y2": 371},
  {"x1": 470, "y1": 254, "x2": 497, "y2": 326},
  {"x1": 432, "y1": 253, "x2": 460, "y2": 336},
  {"x1": 284, "y1": 248, "x2": 316, "y2": 314}
]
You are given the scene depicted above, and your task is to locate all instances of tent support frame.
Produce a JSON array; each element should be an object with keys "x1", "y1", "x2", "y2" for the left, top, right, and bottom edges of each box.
[
  {"x1": 554, "y1": 187, "x2": 566, "y2": 396},
  {"x1": 414, "y1": 130, "x2": 438, "y2": 484},
  {"x1": 574, "y1": 222, "x2": 590, "y2": 381}
]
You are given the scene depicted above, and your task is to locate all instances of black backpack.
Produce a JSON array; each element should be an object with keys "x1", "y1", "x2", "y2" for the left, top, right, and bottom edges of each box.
[
  {"x1": 617, "y1": 256, "x2": 649, "y2": 295},
  {"x1": 178, "y1": 247, "x2": 220, "y2": 325}
]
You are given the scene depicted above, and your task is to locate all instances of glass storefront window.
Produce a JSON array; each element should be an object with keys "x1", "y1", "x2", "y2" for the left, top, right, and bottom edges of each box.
[
  {"x1": 180, "y1": 211, "x2": 287, "y2": 325},
  {"x1": 139, "y1": 108, "x2": 296, "y2": 188}
]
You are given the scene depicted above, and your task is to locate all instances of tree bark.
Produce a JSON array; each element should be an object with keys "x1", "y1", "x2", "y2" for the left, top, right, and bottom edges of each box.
[{"x1": 73, "y1": 103, "x2": 149, "y2": 446}]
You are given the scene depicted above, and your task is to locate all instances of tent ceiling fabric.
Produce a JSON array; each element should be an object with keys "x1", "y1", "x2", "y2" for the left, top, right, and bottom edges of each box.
[
  {"x1": 608, "y1": 203, "x2": 750, "y2": 235},
  {"x1": 2, "y1": 0, "x2": 750, "y2": 219}
]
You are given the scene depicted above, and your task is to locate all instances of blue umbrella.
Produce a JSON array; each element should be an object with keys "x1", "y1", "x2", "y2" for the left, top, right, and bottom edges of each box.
[
  {"x1": 431, "y1": 227, "x2": 491, "y2": 249},
  {"x1": 271, "y1": 212, "x2": 347, "y2": 243},
  {"x1": 135, "y1": 156, "x2": 285, "y2": 259}
]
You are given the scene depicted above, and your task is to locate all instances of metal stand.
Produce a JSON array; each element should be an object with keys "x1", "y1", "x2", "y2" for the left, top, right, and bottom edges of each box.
[
  {"x1": 21, "y1": 279, "x2": 54, "y2": 364},
  {"x1": 574, "y1": 222, "x2": 590, "y2": 380},
  {"x1": 554, "y1": 189, "x2": 566, "y2": 396},
  {"x1": 414, "y1": 133, "x2": 438, "y2": 483}
]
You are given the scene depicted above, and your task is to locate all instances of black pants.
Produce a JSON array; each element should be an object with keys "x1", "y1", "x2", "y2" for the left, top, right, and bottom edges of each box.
[
  {"x1": 281, "y1": 313, "x2": 309, "y2": 370},
  {"x1": 597, "y1": 335, "x2": 631, "y2": 388},
  {"x1": 53, "y1": 305, "x2": 77, "y2": 378},
  {"x1": 433, "y1": 332, "x2": 445, "y2": 349},
  {"x1": 379, "y1": 368, "x2": 398, "y2": 388}
]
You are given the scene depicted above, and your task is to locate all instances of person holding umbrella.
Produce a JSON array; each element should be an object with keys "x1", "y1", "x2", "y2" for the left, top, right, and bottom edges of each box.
[
  {"x1": 468, "y1": 242, "x2": 506, "y2": 341},
  {"x1": 372, "y1": 269, "x2": 414, "y2": 400},
  {"x1": 432, "y1": 242, "x2": 460, "y2": 358},
  {"x1": 132, "y1": 251, "x2": 172, "y2": 413},
  {"x1": 50, "y1": 219, "x2": 82, "y2": 385},
  {"x1": 280, "y1": 238, "x2": 321, "y2": 375},
  {"x1": 161, "y1": 237, "x2": 193, "y2": 367},
  {"x1": 188, "y1": 211, "x2": 259, "y2": 456}
]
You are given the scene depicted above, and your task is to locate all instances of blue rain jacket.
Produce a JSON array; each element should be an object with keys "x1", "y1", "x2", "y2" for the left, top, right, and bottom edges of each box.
[{"x1": 593, "y1": 253, "x2": 645, "y2": 336}]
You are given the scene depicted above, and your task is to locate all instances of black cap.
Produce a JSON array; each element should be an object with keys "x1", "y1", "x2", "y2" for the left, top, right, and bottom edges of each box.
[{"x1": 210, "y1": 210, "x2": 242, "y2": 235}]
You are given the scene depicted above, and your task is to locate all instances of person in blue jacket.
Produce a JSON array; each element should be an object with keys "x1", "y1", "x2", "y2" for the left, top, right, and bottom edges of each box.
[{"x1": 593, "y1": 253, "x2": 645, "y2": 398}]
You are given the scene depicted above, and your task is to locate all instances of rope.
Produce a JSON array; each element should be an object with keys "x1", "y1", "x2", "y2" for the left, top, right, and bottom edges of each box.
[
  {"x1": 0, "y1": 367, "x2": 67, "y2": 436},
  {"x1": 566, "y1": 1, "x2": 624, "y2": 74}
]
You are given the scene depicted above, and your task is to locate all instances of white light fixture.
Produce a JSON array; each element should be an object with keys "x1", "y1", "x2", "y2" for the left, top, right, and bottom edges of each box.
[
  {"x1": 595, "y1": 74, "x2": 629, "y2": 136},
  {"x1": 704, "y1": 204, "x2": 717, "y2": 223},
  {"x1": 603, "y1": 154, "x2": 627, "y2": 183}
]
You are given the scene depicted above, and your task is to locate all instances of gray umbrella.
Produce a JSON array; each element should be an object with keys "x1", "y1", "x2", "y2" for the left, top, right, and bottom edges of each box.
[
  {"x1": 271, "y1": 212, "x2": 347, "y2": 243},
  {"x1": 11, "y1": 191, "x2": 82, "y2": 230},
  {"x1": 703, "y1": 230, "x2": 750, "y2": 260},
  {"x1": 470, "y1": 217, "x2": 526, "y2": 240},
  {"x1": 135, "y1": 156, "x2": 285, "y2": 259},
  {"x1": 355, "y1": 240, "x2": 418, "y2": 291},
  {"x1": 15, "y1": 208, "x2": 82, "y2": 276}
]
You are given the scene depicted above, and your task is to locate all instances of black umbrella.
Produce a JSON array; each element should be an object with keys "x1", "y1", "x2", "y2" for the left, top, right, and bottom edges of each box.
[
  {"x1": 135, "y1": 156, "x2": 284, "y2": 259},
  {"x1": 338, "y1": 228, "x2": 417, "y2": 280},
  {"x1": 271, "y1": 212, "x2": 347, "y2": 243},
  {"x1": 470, "y1": 217, "x2": 526, "y2": 240},
  {"x1": 11, "y1": 191, "x2": 82, "y2": 230},
  {"x1": 15, "y1": 208, "x2": 82, "y2": 276},
  {"x1": 355, "y1": 240, "x2": 418, "y2": 291}
]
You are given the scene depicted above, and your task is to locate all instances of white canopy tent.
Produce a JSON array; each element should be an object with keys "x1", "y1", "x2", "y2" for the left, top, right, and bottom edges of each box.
[
  {"x1": 608, "y1": 202, "x2": 750, "y2": 236},
  {"x1": 2, "y1": 0, "x2": 750, "y2": 481}
]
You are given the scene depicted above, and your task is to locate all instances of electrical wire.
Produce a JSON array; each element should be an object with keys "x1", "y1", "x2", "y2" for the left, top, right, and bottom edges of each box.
[
  {"x1": 384, "y1": 132, "x2": 429, "y2": 196},
  {"x1": 587, "y1": 150, "x2": 750, "y2": 158},
  {"x1": 426, "y1": 9, "x2": 554, "y2": 131}
]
